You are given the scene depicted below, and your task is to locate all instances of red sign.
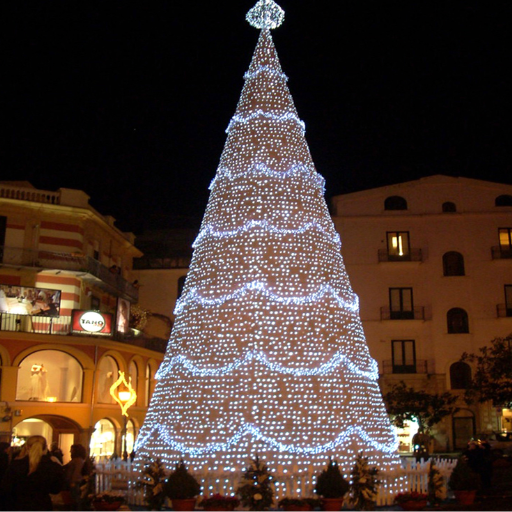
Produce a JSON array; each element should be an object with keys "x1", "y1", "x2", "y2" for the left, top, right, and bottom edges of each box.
[{"x1": 71, "y1": 310, "x2": 113, "y2": 336}]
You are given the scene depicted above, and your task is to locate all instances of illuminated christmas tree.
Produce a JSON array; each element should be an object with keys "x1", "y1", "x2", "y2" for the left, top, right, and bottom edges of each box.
[{"x1": 136, "y1": 0, "x2": 402, "y2": 483}]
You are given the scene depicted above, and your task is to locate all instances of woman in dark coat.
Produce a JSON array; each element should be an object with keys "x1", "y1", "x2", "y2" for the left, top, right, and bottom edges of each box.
[{"x1": 0, "y1": 435, "x2": 64, "y2": 511}]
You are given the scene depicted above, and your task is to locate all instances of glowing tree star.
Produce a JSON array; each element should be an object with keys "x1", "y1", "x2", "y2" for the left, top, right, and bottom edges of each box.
[{"x1": 135, "y1": 0, "x2": 403, "y2": 488}]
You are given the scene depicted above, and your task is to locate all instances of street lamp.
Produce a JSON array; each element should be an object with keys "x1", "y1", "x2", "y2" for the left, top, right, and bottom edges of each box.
[{"x1": 110, "y1": 371, "x2": 137, "y2": 461}]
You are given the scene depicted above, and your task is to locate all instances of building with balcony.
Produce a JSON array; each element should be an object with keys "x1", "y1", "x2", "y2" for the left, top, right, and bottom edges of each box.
[
  {"x1": 331, "y1": 175, "x2": 512, "y2": 452},
  {"x1": 0, "y1": 181, "x2": 164, "y2": 463}
]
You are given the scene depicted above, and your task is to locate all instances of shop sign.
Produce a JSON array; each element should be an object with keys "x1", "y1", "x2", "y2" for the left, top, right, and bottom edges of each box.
[{"x1": 71, "y1": 310, "x2": 113, "y2": 336}]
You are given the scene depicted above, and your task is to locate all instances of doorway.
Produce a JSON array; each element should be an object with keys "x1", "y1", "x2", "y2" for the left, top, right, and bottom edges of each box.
[{"x1": 453, "y1": 410, "x2": 475, "y2": 451}]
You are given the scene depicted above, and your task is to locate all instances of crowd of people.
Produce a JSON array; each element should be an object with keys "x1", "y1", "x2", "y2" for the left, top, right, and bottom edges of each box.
[{"x1": 0, "y1": 436, "x2": 92, "y2": 511}]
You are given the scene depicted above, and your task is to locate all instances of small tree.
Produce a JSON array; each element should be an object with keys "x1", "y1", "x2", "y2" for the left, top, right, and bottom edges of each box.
[
  {"x1": 461, "y1": 334, "x2": 512, "y2": 408},
  {"x1": 383, "y1": 381, "x2": 459, "y2": 431}
]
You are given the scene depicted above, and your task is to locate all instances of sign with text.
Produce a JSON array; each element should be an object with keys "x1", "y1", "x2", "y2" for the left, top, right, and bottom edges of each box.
[{"x1": 71, "y1": 310, "x2": 113, "y2": 336}]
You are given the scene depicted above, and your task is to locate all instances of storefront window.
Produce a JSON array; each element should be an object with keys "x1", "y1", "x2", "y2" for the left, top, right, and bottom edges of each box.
[
  {"x1": 97, "y1": 356, "x2": 119, "y2": 404},
  {"x1": 90, "y1": 418, "x2": 116, "y2": 461},
  {"x1": 126, "y1": 419, "x2": 135, "y2": 455},
  {"x1": 16, "y1": 350, "x2": 83, "y2": 402},
  {"x1": 128, "y1": 360, "x2": 138, "y2": 405},
  {"x1": 145, "y1": 363, "x2": 151, "y2": 406},
  {"x1": 12, "y1": 418, "x2": 53, "y2": 447},
  {"x1": 394, "y1": 418, "x2": 419, "y2": 453}
]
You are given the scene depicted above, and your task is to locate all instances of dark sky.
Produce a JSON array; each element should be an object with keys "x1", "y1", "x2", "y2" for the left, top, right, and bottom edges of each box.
[{"x1": 4, "y1": 1, "x2": 511, "y2": 234}]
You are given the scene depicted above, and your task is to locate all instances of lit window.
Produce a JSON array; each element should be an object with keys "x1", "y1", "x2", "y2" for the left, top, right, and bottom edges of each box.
[
  {"x1": 499, "y1": 228, "x2": 512, "y2": 252},
  {"x1": 145, "y1": 363, "x2": 153, "y2": 407},
  {"x1": 387, "y1": 232, "x2": 410, "y2": 260},
  {"x1": 126, "y1": 419, "x2": 136, "y2": 455},
  {"x1": 443, "y1": 251, "x2": 465, "y2": 276},
  {"x1": 128, "y1": 360, "x2": 138, "y2": 406},
  {"x1": 97, "y1": 356, "x2": 119, "y2": 404},
  {"x1": 447, "y1": 308, "x2": 469, "y2": 334},
  {"x1": 16, "y1": 350, "x2": 83, "y2": 402},
  {"x1": 89, "y1": 418, "x2": 116, "y2": 461}
]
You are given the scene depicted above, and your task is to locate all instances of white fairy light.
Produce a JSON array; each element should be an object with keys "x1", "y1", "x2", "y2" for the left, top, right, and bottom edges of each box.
[
  {"x1": 226, "y1": 110, "x2": 305, "y2": 135},
  {"x1": 156, "y1": 350, "x2": 379, "y2": 380},
  {"x1": 193, "y1": 219, "x2": 340, "y2": 249},
  {"x1": 244, "y1": 65, "x2": 288, "y2": 82},
  {"x1": 135, "y1": 0, "x2": 403, "y2": 496},
  {"x1": 174, "y1": 281, "x2": 359, "y2": 315},
  {"x1": 137, "y1": 423, "x2": 398, "y2": 457},
  {"x1": 209, "y1": 162, "x2": 325, "y2": 193},
  {"x1": 246, "y1": 0, "x2": 285, "y2": 30}
]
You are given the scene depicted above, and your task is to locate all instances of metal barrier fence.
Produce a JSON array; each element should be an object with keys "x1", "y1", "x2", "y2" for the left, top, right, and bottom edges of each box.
[{"x1": 95, "y1": 457, "x2": 457, "y2": 508}]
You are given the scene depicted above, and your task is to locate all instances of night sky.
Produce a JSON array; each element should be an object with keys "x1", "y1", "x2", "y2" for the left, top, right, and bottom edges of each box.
[{"x1": 4, "y1": 1, "x2": 511, "y2": 234}]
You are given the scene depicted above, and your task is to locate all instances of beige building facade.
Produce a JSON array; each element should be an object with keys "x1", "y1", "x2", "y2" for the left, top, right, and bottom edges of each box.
[{"x1": 332, "y1": 175, "x2": 512, "y2": 451}]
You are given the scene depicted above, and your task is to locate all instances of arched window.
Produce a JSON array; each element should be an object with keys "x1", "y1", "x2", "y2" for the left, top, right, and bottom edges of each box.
[
  {"x1": 126, "y1": 419, "x2": 136, "y2": 455},
  {"x1": 447, "y1": 308, "x2": 469, "y2": 334},
  {"x1": 16, "y1": 350, "x2": 83, "y2": 402},
  {"x1": 128, "y1": 360, "x2": 138, "y2": 406},
  {"x1": 442, "y1": 201, "x2": 457, "y2": 213},
  {"x1": 450, "y1": 362, "x2": 472, "y2": 389},
  {"x1": 384, "y1": 196, "x2": 408, "y2": 211},
  {"x1": 12, "y1": 418, "x2": 53, "y2": 447},
  {"x1": 443, "y1": 251, "x2": 465, "y2": 276},
  {"x1": 496, "y1": 195, "x2": 512, "y2": 207},
  {"x1": 97, "y1": 356, "x2": 119, "y2": 404},
  {"x1": 145, "y1": 363, "x2": 155, "y2": 407},
  {"x1": 89, "y1": 418, "x2": 116, "y2": 461}
]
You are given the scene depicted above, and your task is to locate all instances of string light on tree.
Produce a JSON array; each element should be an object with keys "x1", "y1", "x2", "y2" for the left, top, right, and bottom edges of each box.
[{"x1": 135, "y1": 0, "x2": 404, "y2": 493}]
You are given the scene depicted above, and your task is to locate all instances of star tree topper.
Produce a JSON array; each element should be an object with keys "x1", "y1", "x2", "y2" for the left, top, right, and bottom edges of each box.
[{"x1": 246, "y1": 0, "x2": 285, "y2": 30}]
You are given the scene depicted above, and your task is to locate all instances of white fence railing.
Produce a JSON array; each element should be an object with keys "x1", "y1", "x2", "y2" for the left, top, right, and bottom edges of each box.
[{"x1": 95, "y1": 457, "x2": 457, "y2": 508}]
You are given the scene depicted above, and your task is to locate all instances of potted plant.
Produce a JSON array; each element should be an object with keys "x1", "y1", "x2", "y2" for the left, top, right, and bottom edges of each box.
[
  {"x1": 448, "y1": 456, "x2": 480, "y2": 505},
  {"x1": 237, "y1": 456, "x2": 275, "y2": 510},
  {"x1": 163, "y1": 460, "x2": 201, "y2": 511},
  {"x1": 314, "y1": 458, "x2": 350, "y2": 511},
  {"x1": 349, "y1": 452, "x2": 380, "y2": 511},
  {"x1": 278, "y1": 497, "x2": 320, "y2": 511},
  {"x1": 91, "y1": 491, "x2": 125, "y2": 511},
  {"x1": 394, "y1": 492, "x2": 428, "y2": 511},
  {"x1": 135, "y1": 457, "x2": 168, "y2": 511},
  {"x1": 199, "y1": 493, "x2": 240, "y2": 511}
]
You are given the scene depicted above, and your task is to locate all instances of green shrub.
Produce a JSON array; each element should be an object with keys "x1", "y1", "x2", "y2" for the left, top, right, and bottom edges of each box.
[
  {"x1": 163, "y1": 460, "x2": 201, "y2": 500},
  {"x1": 314, "y1": 458, "x2": 350, "y2": 499}
]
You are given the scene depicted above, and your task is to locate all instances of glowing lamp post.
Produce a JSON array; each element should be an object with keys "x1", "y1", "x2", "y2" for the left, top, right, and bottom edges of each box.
[{"x1": 110, "y1": 371, "x2": 137, "y2": 461}]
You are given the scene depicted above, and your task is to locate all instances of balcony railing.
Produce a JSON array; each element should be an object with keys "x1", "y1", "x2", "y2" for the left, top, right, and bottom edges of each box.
[
  {"x1": 492, "y1": 246, "x2": 512, "y2": 260},
  {"x1": 380, "y1": 306, "x2": 425, "y2": 321},
  {"x1": 0, "y1": 312, "x2": 166, "y2": 352},
  {"x1": 382, "y1": 359, "x2": 431, "y2": 374},
  {"x1": 497, "y1": 304, "x2": 512, "y2": 318},
  {"x1": 133, "y1": 255, "x2": 191, "y2": 270},
  {"x1": 378, "y1": 249, "x2": 423, "y2": 263},
  {"x1": 0, "y1": 246, "x2": 138, "y2": 301},
  {"x1": 0, "y1": 183, "x2": 61, "y2": 204}
]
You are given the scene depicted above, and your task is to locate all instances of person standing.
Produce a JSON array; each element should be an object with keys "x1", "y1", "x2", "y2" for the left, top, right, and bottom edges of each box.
[
  {"x1": 0, "y1": 435, "x2": 64, "y2": 510},
  {"x1": 64, "y1": 444, "x2": 88, "y2": 510}
]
